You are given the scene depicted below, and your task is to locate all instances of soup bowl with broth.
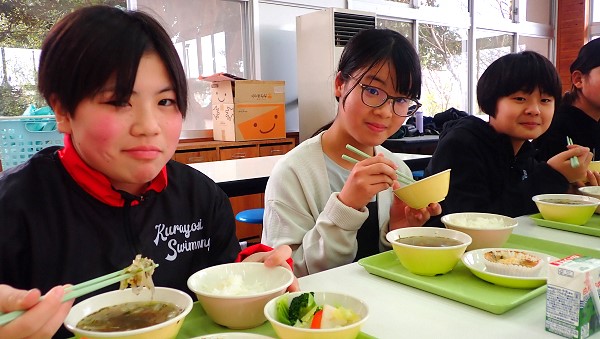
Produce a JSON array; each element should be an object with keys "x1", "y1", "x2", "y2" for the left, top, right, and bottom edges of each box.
[
  {"x1": 385, "y1": 227, "x2": 472, "y2": 276},
  {"x1": 532, "y1": 193, "x2": 600, "y2": 225},
  {"x1": 64, "y1": 287, "x2": 193, "y2": 339}
]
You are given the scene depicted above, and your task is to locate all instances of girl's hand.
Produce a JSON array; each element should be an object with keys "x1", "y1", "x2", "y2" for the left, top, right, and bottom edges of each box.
[
  {"x1": 547, "y1": 145, "x2": 593, "y2": 183},
  {"x1": 0, "y1": 284, "x2": 74, "y2": 339},
  {"x1": 338, "y1": 153, "x2": 399, "y2": 210},
  {"x1": 569, "y1": 169, "x2": 600, "y2": 189},
  {"x1": 241, "y1": 245, "x2": 300, "y2": 292},
  {"x1": 587, "y1": 170, "x2": 600, "y2": 186},
  {"x1": 389, "y1": 181, "x2": 442, "y2": 230}
]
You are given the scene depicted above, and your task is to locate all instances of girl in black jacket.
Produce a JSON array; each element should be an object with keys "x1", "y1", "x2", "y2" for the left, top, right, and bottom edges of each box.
[{"x1": 534, "y1": 39, "x2": 600, "y2": 162}]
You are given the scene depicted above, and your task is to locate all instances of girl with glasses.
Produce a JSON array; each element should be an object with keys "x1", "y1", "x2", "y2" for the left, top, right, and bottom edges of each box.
[{"x1": 262, "y1": 28, "x2": 441, "y2": 277}]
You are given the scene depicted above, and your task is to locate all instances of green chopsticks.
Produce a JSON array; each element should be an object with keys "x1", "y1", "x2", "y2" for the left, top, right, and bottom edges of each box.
[
  {"x1": 0, "y1": 264, "x2": 158, "y2": 326},
  {"x1": 343, "y1": 144, "x2": 416, "y2": 185},
  {"x1": 566, "y1": 136, "x2": 580, "y2": 168}
]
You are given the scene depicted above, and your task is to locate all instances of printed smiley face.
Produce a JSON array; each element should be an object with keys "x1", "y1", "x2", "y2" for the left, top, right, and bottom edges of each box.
[
  {"x1": 210, "y1": 81, "x2": 234, "y2": 104},
  {"x1": 214, "y1": 90, "x2": 228, "y2": 103},
  {"x1": 238, "y1": 104, "x2": 285, "y2": 140}
]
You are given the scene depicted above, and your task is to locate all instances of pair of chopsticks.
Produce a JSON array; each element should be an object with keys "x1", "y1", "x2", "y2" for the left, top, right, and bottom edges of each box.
[
  {"x1": 342, "y1": 144, "x2": 416, "y2": 186},
  {"x1": 0, "y1": 264, "x2": 158, "y2": 326},
  {"x1": 566, "y1": 136, "x2": 580, "y2": 168}
]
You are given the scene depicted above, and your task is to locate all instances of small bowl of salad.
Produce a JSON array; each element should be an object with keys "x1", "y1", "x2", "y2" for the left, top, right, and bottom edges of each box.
[{"x1": 263, "y1": 291, "x2": 369, "y2": 339}]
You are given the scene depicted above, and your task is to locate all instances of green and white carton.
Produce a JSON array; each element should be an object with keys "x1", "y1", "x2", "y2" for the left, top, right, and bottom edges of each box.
[{"x1": 546, "y1": 255, "x2": 600, "y2": 339}]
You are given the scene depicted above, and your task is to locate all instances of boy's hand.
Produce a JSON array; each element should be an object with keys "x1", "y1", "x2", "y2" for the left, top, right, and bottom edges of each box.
[{"x1": 547, "y1": 146, "x2": 593, "y2": 183}]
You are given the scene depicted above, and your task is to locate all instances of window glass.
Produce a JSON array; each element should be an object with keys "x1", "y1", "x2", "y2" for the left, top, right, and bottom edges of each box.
[
  {"x1": 526, "y1": 0, "x2": 550, "y2": 24},
  {"x1": 377, "y1": 19, "x2": 413, "y2": 42},
  {"x1": 592, "y1": 0, "x2": 600, "y2": 38},
  {"x1": 418, "y1": 24, "x2": 468, "y2": 116},
  {"x1": 385, "y1": 0, "x2": 410, "y2": 4},
  {"x1": 475, "y1": 30, "x2": 513, "y2": 114},
  {"x1": 380, "y1": 19, "x2": 468, "y2": 116},
  {"x1": 419, "y1": 0, "x2": 468, "y2": 12},
  {"x1": 476, "y1": 0, "x2": 514, "y2": 21},
  {"x1": 0, "y1": 1, "x2": 125, "y2": 117},
  {"x1": 135, "y1": 0, "x2": 247, "y2": 130},
  {"x1": 518, "y1": 35, "x2": 550, "y2": 57}
]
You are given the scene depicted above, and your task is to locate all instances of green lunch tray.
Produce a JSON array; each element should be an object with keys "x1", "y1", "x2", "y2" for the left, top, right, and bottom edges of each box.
[
  {"x1": 358, "y1": 234, "x2": 600, "y2": 315},
  {"x1": 529, "y1": 213, "x2": 600, "y2": 237},
  {"x1": 177, "y1": 303, "x2": 376, "y2": 339}
]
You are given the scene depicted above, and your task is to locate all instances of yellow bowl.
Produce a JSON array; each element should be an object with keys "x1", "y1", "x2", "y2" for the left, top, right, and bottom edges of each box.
[
  {"x1": 264, "y1": 291, "x2": 368, "y2": 339},
  {"x1": 577, "y1": 186, "x2": 600, "y2": 214},
  {"x1": 187, "y1": 262, "x2": 294, "y2": 329},
  {"x1": 64, "y1": 287, "x2": 193, "y2": 339},
  {"x1": 441, "y1": 212, "x2": 518, "y2": 250},
  {"x1": 589, "y1": 161, "x2": 600, "y2": 173},
  {"x1": 385, "y1": 227, "x2": 471, "y2": 276},
  {"x1": 532, "y1": 193, "x2": 600, "y2": 225},
  {"x1": 393, "y1": 169, "x2": 451, "y2": 209}
]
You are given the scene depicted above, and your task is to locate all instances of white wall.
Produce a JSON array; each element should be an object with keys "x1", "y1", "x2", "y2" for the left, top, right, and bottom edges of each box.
[{"x1": 256, "y1": 1, "x2": 346, "y2": 132}]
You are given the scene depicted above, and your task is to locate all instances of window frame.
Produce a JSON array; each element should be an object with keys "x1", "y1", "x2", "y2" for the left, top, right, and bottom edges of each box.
[
  {"x1": 591, "y1": 0, "x2": 600, "y2": 38},
  {"x1": 349, "y1": 0, "x2": 555, "y2": 116}
]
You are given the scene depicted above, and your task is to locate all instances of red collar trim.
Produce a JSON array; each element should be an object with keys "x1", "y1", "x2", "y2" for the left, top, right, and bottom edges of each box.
[{"x1": 58, "y1": 135, "x2": 168, "y2": 206}]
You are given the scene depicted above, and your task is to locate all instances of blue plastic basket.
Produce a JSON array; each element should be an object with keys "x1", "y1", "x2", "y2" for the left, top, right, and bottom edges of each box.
[{"x1": 0, "y1": 116, "x2": 63, "y2": 170}]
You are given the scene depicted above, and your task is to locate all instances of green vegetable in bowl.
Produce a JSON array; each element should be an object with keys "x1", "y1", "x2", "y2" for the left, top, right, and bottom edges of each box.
[
  {"x1": 277, "y1": 292, "x2": 318, "y2": 326},
  {"x1": 276, "y1": 296, "x2": 291, "y2": 325},
  {"x1": 276, "y1": 292, "x2": 360, "y2": 329}
]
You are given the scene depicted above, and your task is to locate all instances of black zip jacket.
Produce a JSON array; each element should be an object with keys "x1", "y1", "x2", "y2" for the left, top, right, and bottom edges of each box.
[
  {"x1": 533, "y1": 104, "x2": 600, "y2": 161},
  {"x1": 0, "y1": 146, "x2": 241, "y2": 337},
  {"x1": 424, "y1": 116, "x2": 569, "y2": 227}
]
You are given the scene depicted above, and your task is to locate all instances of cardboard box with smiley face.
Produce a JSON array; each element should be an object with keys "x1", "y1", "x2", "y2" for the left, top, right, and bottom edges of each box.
[{"x1": 203, "y1": 73, "x2": 286, "y2": 141}]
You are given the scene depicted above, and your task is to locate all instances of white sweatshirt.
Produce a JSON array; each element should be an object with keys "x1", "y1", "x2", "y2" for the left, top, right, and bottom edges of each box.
[{"x1": 261, "y1": 132, "x2": 412, "y2": 277}]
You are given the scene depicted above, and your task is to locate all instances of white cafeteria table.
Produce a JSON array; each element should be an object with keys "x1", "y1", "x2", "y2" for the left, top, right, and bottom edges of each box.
[{"x1": 297, "y1": 216, "x2": 598, "y2": 339}]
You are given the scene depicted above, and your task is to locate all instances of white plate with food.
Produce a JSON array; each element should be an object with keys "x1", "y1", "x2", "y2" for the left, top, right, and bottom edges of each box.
[{"x1": 461, "y1": 248, "x2": 558, "y2": 289}]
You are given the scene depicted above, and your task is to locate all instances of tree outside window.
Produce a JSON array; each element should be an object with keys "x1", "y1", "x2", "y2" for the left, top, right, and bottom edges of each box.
[{"x1": 0, "y1": 1, "x2": 125, "y2": 117}]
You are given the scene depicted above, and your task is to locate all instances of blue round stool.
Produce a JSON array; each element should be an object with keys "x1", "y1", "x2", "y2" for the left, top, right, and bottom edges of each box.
[
  {"x1": 235, "y1": 208, "x2": 264, "y2": 247},
  {"x1": 235, "y1": 208, "x2": 264, "y2": 224}
]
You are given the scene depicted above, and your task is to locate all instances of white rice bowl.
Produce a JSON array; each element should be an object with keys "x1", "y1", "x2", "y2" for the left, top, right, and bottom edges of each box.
[{"x1": 441, "y1": 212, "x2": 518, "y2": 250}]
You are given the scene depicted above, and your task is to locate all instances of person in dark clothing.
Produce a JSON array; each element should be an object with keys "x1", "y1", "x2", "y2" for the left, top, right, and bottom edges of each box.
[
  {"x1": 0, "y1": 6, "x2": 296, "y2": 339},
  {"x1": 533, "y1": 39, "x2": 600, "y2": 162},
  {"x1": 424, "y1": 51, "x2": 598, "y2": 227}
]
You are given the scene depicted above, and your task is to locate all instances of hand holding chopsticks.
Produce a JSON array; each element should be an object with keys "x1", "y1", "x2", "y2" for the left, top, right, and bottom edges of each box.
[
  {"x1": 0, "y1": 263, "x2": 158, "y2": 326},
  {"x1": 566, "y1": 136, "x2": 580, "y2": 168},
  {"x1": 343, "y1": 144, "x2": 416, "y2": 186}
]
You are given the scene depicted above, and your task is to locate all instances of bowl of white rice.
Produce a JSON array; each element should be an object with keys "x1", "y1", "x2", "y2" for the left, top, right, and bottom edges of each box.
[
  {"x1": 441, "y1": 212, "x2": 517, "y2": 250},
  {"x1": 187, "y1": 262, "x2": 293, "y2": 329}
]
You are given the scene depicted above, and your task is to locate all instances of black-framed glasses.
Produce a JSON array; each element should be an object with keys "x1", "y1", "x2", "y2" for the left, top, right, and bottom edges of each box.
[{"x1": 356, "y1": 83, "x2": 421, "y2": 117}]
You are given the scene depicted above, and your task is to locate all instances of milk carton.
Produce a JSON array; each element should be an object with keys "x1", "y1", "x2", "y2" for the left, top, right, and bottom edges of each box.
[{"x1": 546, "y1": 255, "x2": 600, "y2": 339}]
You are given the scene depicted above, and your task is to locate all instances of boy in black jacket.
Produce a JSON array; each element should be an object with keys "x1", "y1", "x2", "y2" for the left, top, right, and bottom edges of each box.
[{"x1": 424, "y1": 51, "x2": 598, "y2": 227}]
